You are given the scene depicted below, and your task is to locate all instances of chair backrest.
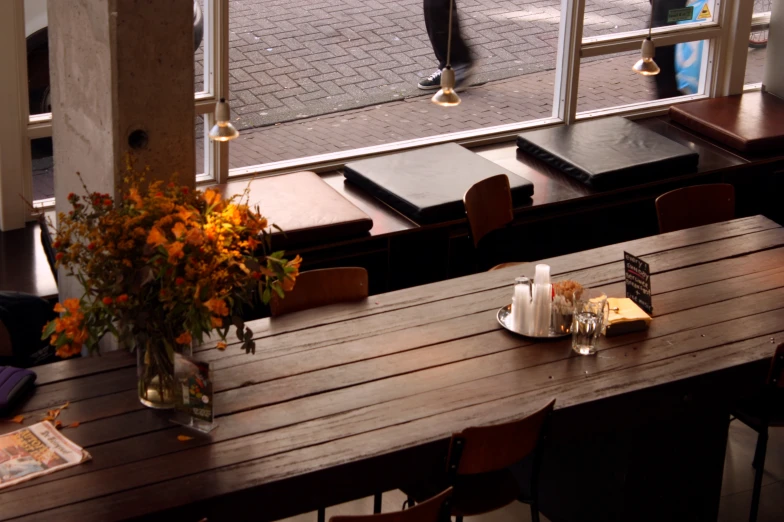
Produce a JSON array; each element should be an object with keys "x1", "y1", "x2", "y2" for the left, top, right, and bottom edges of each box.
[
  {"x1": 270, "y1": 267, "x2": 369, "y2": 317},
  {"x1": 655, "y1": 183, "x2": 735, "y2": 233},
  {"x1": 766, "y1": 343, "x2": 784, "y2": 390},
  {"x1": 330, "y1": 488, "x2": 452, "y2": 522},
  {"x1": 446, "y1": 399, "x2": 555, "y2": 476},
  {"x1": 463, "y1": 175, "x2": 514, "y2": 248}
]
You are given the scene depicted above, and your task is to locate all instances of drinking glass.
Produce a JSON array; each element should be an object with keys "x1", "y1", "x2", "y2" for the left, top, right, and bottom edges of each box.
[{"x1": 571, "y1": 290, "x2": 609, "y2": 355}]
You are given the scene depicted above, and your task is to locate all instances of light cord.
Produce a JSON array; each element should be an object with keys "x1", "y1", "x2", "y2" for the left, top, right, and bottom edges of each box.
[{"x1": 446, "y1": 0, "x2": 454, "y2": 67}]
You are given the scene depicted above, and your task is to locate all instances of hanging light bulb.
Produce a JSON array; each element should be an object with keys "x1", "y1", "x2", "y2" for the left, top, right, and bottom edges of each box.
[
  {"x1": 209, "y1": 98, "x2": 239, "y2": 141},
  {"x1": 633, "y1": 8, "x2": 660, "y2": 77},
  {"x1": 632, "y1": 37, "x2": 661, "y2": 76},
  {"x1": 432, "y1": 0, "x2": 461, "y2": 106}
]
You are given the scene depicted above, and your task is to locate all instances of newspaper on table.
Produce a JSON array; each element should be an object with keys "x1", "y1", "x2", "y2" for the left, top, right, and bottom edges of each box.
[{"x1": 0, "y1": 421, "x2": 91, "y2": 489}]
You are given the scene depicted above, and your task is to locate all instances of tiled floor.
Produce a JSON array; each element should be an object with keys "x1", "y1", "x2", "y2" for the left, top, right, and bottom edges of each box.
[{"x1": 281, "y1": 421, "x2": 782, "y2": 522}]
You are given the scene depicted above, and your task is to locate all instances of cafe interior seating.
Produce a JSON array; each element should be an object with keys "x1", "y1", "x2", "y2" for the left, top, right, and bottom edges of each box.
[
  {"x1": 270, "y1": 267, "x2": 369, "y2": 317},
  {"x1": 400, "y1": 399, "x2": 555, "y2": 522},
  {"x1": 731, "y1": 343, "x2": 784, "y2": 522},
  {"x1": 329, "y1": 488, "x2": 452, "y2": 522},
  {"x1": 463, "y1": 174, "x2": 524, "y2": 272},
  {"x1": 655, "y1": 183, "x2": 736, "y2": 233}
]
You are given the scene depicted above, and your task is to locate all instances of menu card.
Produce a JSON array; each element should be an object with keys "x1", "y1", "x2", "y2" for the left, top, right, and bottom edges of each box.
[
  {"x1": 173, "y1": 353, "x2": 216, "y2": 433},
  {"x1": 624, "y1": 252, "x2": 653, "y2": 315}
]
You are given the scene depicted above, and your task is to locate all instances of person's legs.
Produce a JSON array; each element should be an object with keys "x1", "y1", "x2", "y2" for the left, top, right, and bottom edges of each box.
[{"x1": 421, "y1": 0, "x2": 473, "y2": 88}]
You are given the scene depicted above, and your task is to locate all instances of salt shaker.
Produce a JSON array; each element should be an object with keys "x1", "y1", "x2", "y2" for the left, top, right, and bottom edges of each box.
[{"x1": 532, "y1": 264, "x2": 552, "y2": 336}]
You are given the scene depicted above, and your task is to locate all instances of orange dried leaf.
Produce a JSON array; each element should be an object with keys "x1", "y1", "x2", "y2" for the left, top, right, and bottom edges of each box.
[
  {"x1": 177, "y1": 435, "x2": 194, "y2": 442},
  {"x1": 46, "y1": 408, "x2": 61, "y2": 419},
  {"x1": 61, "y1": 402, "x2": 70, "y2": 410},
  {"x1": 54, "y1": 420, "x2": 63, "y2": 429},
  {"x1": 43, "y1": 416, "x2": 55, "y2": 422},
  {"x1": 10, "y1": 415, "x2": 24, "y2": 424},
  {"x1": 66, "y1": 422, "x2": 80, "y2": 429}
]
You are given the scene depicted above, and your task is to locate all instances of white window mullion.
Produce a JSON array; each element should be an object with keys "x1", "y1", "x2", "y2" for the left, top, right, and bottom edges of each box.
[
  {"x1": 712, "y1": 0, "x2": 755, "y2": 96},
  {"x1": 553, "y1": 0, "x2": 585, "y2": 124},
  {"x1": 204, "y1": 0, "x2": 230, "y2": 184}
]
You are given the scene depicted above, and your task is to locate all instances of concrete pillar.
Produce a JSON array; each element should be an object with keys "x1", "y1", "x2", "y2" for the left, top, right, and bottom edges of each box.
[
  {"x1": 49, "y1": 0, "x2": 195, "y2": 208},
  {"x1": 763, "y1": 0, "x2": 784, "y2": 97},
  {"x1": 49, "y1": 0, "x2": 195, "y2": 305}
]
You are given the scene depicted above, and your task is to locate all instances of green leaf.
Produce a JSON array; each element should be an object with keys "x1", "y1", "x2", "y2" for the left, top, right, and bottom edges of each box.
[
  {"x1": 41, "y1": 320, "x2": 57, "y2": 341},
  {"x1": 262, "y1": 287, "x2": 271, "y2": 305},
  {"x1": 272, "y1": 283, "x2": 285, "y2": 299}
]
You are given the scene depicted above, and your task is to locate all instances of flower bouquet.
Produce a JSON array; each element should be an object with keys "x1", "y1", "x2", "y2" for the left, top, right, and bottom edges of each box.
[{"x1": 42, "y1": 163, "x2": 301, "y2": 408}]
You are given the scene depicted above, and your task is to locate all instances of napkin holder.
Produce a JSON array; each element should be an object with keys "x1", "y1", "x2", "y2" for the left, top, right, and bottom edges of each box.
[{"x1": 604, "y1": 298, "x2": 651, "y2": 337}]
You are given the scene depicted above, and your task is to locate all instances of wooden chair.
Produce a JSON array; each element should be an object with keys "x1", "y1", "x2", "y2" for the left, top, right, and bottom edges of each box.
[
  {"x1": 329, "y1": 488, "x2": 452, "y2": 522},
  {"x1": 402, "y1": 399, "x2": 555, "y2": 522},
  {"x1": 463, "y1": 175, "x2": 523, "y2": 272},
  {"x1": 731, "y1": 343, "x2": 784, "y2": 522},
  {"x1": 655, "y1": 183, "x2": 735, "y2": 233},
  {"x1": 270, "y1": 267, "x2": 368, "y2": 317}
]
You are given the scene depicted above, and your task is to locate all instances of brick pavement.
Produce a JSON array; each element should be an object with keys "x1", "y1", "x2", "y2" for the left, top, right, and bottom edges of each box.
[
  {"x1": 220, "y1": 46, "x2": 767, "y2": 170},
  {"x1": 223, "y1": 0, "x2": 653, "y2": 128}
]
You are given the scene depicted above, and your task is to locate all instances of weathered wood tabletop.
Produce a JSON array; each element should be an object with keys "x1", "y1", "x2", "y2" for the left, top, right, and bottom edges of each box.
[{"x1": 2, "y1": 215, "x2": 783, "y2": 521}]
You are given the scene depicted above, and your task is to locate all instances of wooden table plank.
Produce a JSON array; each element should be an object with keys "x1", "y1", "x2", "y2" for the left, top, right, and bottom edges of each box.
[
  {"x1": 3, "y1": 216, "x2": 783, "y2": 522},
  {"x1": 5, "y1": 281, "x2": 784, "y2": 518}
]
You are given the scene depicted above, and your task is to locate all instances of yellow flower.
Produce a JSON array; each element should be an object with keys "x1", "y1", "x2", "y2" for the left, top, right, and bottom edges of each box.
[
  {"x1": 127, "y1": 187, "x2": 143, "y2": 207},
  {"x1": 147, "y1": 227, "x2": 167, "y2": 248}
]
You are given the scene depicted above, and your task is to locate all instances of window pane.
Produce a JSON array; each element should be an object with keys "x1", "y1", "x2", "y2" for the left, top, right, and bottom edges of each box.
[
  {"x1": 227, "y1": 0, "x2": 560, "y2": 169},
  {"x1": 584, "y1": 0, "x2": 716, "y2": 39},
  {"x1": 578, "y1": 41, "x2": 707, "y2": 114},
  {"x1": 195, "y1": 0, "x2": 207, "y2": 94},
  {"x1": 195, "y1": 115, "x2": 207, "y2": 178},
  {"x1": 746, "y1": 0, "x2": 771, "y2": 85},
  {"x1": 32, "y1": 138, "x2": 54, "y2": 203}
]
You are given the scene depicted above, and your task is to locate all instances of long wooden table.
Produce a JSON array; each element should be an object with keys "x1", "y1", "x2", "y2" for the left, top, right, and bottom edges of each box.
[{"x1": 2, "y1": 215, "x2": 783, "y2": 521}]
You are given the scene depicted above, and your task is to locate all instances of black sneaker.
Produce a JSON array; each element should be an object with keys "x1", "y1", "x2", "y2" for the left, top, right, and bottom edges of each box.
[{"x1": 418, "y1": 70, "x2": 442, "y2": 90}]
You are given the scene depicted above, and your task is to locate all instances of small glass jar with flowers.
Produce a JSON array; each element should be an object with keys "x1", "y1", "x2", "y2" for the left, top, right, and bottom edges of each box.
[{"x1": 42, "y1": 165, "x2": 301, "y2": 409}]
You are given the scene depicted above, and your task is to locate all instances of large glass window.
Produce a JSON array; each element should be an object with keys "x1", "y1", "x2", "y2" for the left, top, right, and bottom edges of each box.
[
  {"x1": 226, "y1": 0, "x2": 561, "y2": 170},
  {"x1": 1, "y1": 0, "x2": 770, "y2": 229}
]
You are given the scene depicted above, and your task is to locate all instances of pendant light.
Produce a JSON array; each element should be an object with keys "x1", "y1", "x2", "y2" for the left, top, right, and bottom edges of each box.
[
  {"x1": 209, "y1": 98, "x2": 240, "y2": 141},
  {"x1": 432, "y1": 0, "x2": 461, "y2": 106},
  {"x1": 632, "y1": 9, "x2": 660, "y2": 76}
]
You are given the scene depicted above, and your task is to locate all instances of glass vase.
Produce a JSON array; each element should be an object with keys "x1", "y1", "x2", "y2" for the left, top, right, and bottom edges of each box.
[{"x1": 137, "y1": 339, "x2": 191, "y2": 409}]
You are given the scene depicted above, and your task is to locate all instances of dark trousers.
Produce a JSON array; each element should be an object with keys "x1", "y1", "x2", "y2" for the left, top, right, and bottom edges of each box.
[
  {"x1": 424, "y1": 0, "x2": 472, "y2": 69},
  {"x1": 650, "y1": 0, "x2": 686, "y2": 98}
]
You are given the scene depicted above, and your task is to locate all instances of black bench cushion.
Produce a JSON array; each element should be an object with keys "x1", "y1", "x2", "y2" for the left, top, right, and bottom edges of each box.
[
  {"x1": 343, "y1": 143, "x2": 534, "y2": 224},
  {"x1": 516, "y1": 117, "x2": 699, "y2": 189}
]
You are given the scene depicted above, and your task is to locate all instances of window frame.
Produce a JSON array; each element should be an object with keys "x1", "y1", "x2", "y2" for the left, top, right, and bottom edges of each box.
[{"x1": 0, "y1": 0, "x2": 767, "y2": 230}]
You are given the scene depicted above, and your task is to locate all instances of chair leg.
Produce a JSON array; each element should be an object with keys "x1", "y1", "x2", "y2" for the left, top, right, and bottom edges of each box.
[
  {"x1": 373, "y1": 492, "x2": 382, "y2": 514},
  {"x1": 750, "y1": 429, "x2": 768, "y2": 522},
  {"x1": 530, "y1": 503, "x2": 540, "y2": 522},
  {"x1": 317, "y1": 507, "x2": 326, "y2": 522}
]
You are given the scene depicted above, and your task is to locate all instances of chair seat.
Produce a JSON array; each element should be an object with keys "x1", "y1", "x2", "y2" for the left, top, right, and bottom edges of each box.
[
  {"x1": 489, "y1": 262, "x2": 524, "y2": 272},
  {"x1": 733, "y1": 393, "x2": 784, "y2": 430},
  {"x1": 402, "y1": 468, "x2": 523, "y2": 517}
]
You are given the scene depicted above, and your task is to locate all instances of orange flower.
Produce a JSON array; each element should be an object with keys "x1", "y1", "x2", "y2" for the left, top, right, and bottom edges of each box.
[
  {"x1": 175, "y1": 332, "x2": 192, "y2": 345},
  {"x1": 117, "y1": 294, "x2": 129, "y2": 303},
  {"x1": 147, "y1": 227, "x2": 167, "y2": 248},
  {"x1": 165, "y1": 241, "x2": 185, "y2": 263},
  {"x1": 102, "y1": 297, "x2": 113, "y2": 305},
  {"x1": 184, "y1": 227, "x2": 203, "y2": 246},
  {"x1": 204, "y1": 298, "x2": 229, "y2": 317},
  {"x1": 56, "y1": 343, "x2": 82, "y2": 359},
  {"x1": 204, "y1": 189, "x2": 221, "y2": 207},
  {"x1": 172, "y1": 222, "x2": 187, "y2": 239},
  {"x1": 216, "y1": 341, "x2": 227, "y2": 351},
  {"x1": 211, "y1": 316, "x2": 223, "y2": 328},
  {"x1": 127, "y1": 187, "x2": 143, "y2": 207}
]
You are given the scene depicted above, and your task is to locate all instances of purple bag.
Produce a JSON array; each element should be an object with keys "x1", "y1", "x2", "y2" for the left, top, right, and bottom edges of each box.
[{"x1": 0, "y1": 366, "x2": 36, "y2": 415}]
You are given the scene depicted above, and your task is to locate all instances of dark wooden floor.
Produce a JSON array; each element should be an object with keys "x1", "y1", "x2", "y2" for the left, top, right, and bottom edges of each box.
[{"x1": 282, "y1": 421, "x2": 784, "y2": 522}]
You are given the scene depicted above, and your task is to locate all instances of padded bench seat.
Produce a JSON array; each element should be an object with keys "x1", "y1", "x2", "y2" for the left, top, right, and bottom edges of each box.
[
  {"x1": 516, "y1": 117, "x2": 700, "y2": 190},
  {"x1": 214, "y1": 171, "x2": 373, "y2": 246},
  {"x1": 669, "y1": 91, "x2": 784, "y2": 153},
  {"x1": 343, "y1": 143, "x2": 534, "y2": 225}
]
